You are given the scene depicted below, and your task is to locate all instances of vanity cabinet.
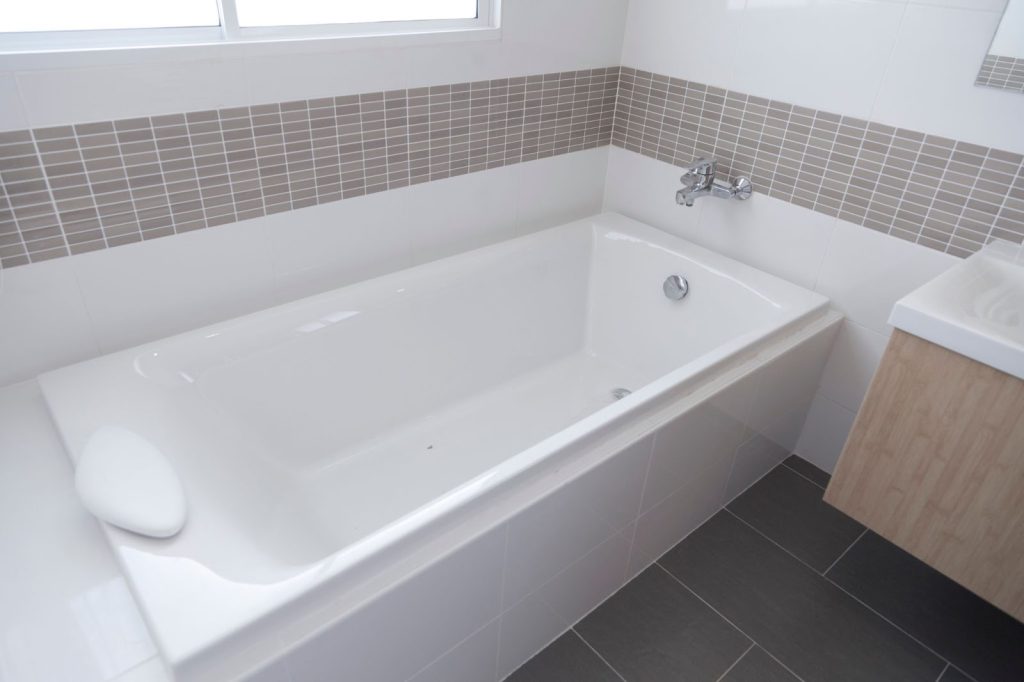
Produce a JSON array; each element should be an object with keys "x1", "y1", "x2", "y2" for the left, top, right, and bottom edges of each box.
[{"x1": 825, "y1": 329, "x2": 1024, "y2": 621}]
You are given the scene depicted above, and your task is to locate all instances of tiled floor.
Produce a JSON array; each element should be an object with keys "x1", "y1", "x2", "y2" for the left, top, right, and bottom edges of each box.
[{"x1": 508, "y1": 456, "x2": 1024, "y2": 682}]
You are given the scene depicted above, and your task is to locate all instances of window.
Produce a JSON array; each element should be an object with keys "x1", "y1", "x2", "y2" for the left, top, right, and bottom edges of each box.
[
  {"x1": 0, "y1": 1, "x2": 219, "y2": 33},
  {"x1": 0, "y1": 0, "x2": 491, "y2": 51},
  {"x1": 234, "y1": 1, "x2": 478, "y2": 28}
]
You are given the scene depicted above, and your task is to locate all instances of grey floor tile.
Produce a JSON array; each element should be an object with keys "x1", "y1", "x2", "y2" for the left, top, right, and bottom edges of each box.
[
  {"x1": 727, "y1": 465, "x2": 864, "y2": 572},
  {"x1": 938, "y1": 666, "x2": 974, "y2": 682},
  {"x1": 660, "y1": 511, "x2": 946, "y2": 682},
  {"x1": 827, "y1": 531, "x2": 1024, "y2": 682},
  {"x1": 783, "y1": 455, "x2": 831, "y2": 488},
  {"x1": 722, "y1": 646, "x2": 800, "y2": 682},
  {"x1": 576, "y1": 565, "x2": 750, "y2": 682},
  {"x1": 507, "y1": 630, "x2": 621, "y2": 682}
]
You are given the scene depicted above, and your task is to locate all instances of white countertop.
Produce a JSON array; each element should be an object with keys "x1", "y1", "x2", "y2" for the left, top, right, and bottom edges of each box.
[
  {"x1": 0, "y1": 381, "x2": 169, "y2": 682},
  {"x1": 889, "y1": 240, "x2": 1024, "y2": 380}
]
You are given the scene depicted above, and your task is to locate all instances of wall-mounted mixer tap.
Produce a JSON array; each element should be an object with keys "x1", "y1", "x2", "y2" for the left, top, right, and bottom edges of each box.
[{"x1": 675, "y1": 158, "x2": 752, "y2": 207}]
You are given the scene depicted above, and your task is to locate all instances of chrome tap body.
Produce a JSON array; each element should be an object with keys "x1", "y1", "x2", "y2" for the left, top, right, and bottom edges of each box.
[{"x1": 675, "y1": 158, "x2": 753, "y2": 207}]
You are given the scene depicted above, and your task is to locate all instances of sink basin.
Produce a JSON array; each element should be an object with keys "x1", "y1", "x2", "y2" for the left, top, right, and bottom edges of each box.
[{"x1": 889, "y1": 240, "x2": 1024, "y2": 380}]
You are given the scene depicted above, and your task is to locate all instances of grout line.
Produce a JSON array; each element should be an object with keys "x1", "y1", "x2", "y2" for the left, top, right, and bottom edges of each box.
[
  {"x1": 823, "y1": 527, "x2": 868, "y2": 576},
  {"x1": 26, "y1": 129, "x2": 72, "y2": 259},
  {"x1": 405, "y1": 615, "x2": 501, "y2": 682},
  {"x1": 652, "y1": 563, "x2": 808, "y2": 682},
  {"x1": 722, "y1": 508, "x2": 956, "y2": 675},
  {"x1": 496, "y1": 528, "x2": 634, "y2": 682},
  {"x1": 824, "y1": 575, "x2": 964, "y2": 681},
  {"x1": 935, "y1": 662, "x2": 950, "y2": 682},
  {"x1": 722, "y1": 506, "x2": 823, "y2": 569},
  {"x1": 987, "y1": 161, "x2": 1023, "y2": 247},
  {"x1": 568, "y1": 629, "x2": 629, "y2": 682},
  {"x1": 714, "y1": 642, "x2": 755, "y2": 682},
  {"x1": 780, "y1": 458, "x2": 828, "y2": 491},
  {"x1": 492, "y1": 523, "x2": 512, "y2": 682}
]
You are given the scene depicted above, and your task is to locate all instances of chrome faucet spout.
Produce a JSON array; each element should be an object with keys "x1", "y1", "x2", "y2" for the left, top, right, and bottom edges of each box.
[{"x1": 676, "y1": 157, "x2": 752, "y2": 207}]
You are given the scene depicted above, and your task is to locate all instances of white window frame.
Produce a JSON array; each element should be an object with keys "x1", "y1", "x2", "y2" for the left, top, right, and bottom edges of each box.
[{"x1": 0, "y1": 0, "x2": 500, "y2": 62}]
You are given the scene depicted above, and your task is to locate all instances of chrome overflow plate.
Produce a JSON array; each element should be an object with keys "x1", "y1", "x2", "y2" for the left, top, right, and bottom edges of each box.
[{"x1": 663, "y1": 274, "x2": 689, "y2": 300}]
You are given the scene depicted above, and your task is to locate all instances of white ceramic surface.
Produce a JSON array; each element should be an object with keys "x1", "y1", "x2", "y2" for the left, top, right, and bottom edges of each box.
[
  {"x1": 39, "y1": 213, "x2": 830, "y2": 680},
  {"x1": 889, "y1": 240, "x2": 1024, "y2": 379}
]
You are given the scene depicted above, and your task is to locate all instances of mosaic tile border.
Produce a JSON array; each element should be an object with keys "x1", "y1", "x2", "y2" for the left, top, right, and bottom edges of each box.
[
  {"x1": 976, "y1": 54, "x2": 1024, "y2": 94},
  {"x1": 3, "y1": 63, "x2": 1024, "y2": 268},
  {"x1": 612, "y1": 67, "x2": 1024, "y2": 258},
  {"x1": 0, "y1": 67, "x2": 619, "y2": 268}
]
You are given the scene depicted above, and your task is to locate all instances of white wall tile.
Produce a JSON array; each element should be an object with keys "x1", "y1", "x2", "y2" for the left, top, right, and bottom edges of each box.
[
  {"x1": 814, "y1": 219, "x2": 957, "y2": 334},
  {"x1": 724, "y1": 433, "x2": 790, "y2": 502},
  {"x1": 696, "y1": 191, "x2": 836, "y2": 290},
  {"x1": 69, "y1": 220, "x2": 280, "y2": 353},
  {"x1": 494, "y1": 0, "x2": 630, "y2": 77},
  {"x1": 795, "y1": 392, "x2": 858, "y2": 473},
  {"x1": 640, "y1": 391, "x2": 749, "y2": 514},
  {"x1": 404, "y1": 164, "x2": 522, "y2": 266},
  {"x1": 243, "y1": 48, "x2": 411, "y2": 106},
  {"x1": 283, "y1": 525, "x2": 506, "y2": 682},
  {"x1": 409, "y1": 620, "x2": 500, "y2": 682},
  {"x1": 0, "y1": 72, "x2": 27, "y2": 130},
  {"x1": 242, "y1": 660, "x2": 291, "y2": 682},
  {"x1": 818, "y1": 320, "x2": 890, "y2": 411},
  {"x1": 263, "y1": 190, "x2": 414, "y2": 304},
  {"x1": 16, "y1": 57, "x2": 251, "y2": 128},
  {"x1": 731, "y1": 0, "x2": 907, "y2": 120},
  {"x1": 620, "y1": 0, "x2": 743, "y2": 88},
  {"x1": 516, "y1": 147, "x2": 609, "y2": 235},
  {"x1": 502, "y1": 436, "x2": 651, "y2": 608},
  {"x1": 628, "y1": 459, "x2": 732, "y2": 577},
  {"x1": 872, "y1": 3, "x2": 1024, "y2": 151},
  {"x1": 497, "y1": 529, "x2": 631, "y2": 680},
  {"x1": 0, "y1": 258, "x2": 99, "y2": 386},
  {"x1": 909, "y1": 0, "x2": 1006, "y2": 10},
  {"x1": 744, "y1": 322, "x2": 841, "y2": 453}
]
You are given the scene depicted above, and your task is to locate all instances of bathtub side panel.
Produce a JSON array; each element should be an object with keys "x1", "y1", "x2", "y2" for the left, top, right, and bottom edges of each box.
[
  {"x1": 278, "y1": 524, "x2": 507, "y2": 682},
  {"x1": 722, "y1": 322, "x2": 840, "y2": 501}
]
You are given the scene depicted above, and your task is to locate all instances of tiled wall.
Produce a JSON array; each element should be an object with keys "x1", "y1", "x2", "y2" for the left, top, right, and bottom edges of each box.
[
  {"x1": 0, "y1": 67, "x2": 619, "y2": 268},
  {"x1": 4, "y1": 60, "x2": 1024, "y2": 269},
  {"x1": 612, "y1": 67, "x2": 1024, "y2": 259},
  {"x1": 976, "y1": 55, "x2": 1024, "y2": 94}
]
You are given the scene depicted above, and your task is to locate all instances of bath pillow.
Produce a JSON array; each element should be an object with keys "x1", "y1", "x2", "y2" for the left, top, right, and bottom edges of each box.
[{"x1": 75, "y1": 426, "x2": 187, "y2": 538}]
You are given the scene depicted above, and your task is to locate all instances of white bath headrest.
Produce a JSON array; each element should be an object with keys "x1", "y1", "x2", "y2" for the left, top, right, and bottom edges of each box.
[{"x1": 75, "y1": 426, "x2": 187, "y2": 539}]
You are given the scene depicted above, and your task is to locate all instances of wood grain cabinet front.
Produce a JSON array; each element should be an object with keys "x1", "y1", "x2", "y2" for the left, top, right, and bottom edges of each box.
[{"x1": 824, "y1": 329, "x2": 1024, "y2": 622}]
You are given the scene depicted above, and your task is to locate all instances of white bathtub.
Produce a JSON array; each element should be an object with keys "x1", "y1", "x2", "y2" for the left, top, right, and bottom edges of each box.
[{"x1": 40, "y1": 213, "x2": 840, "y2": 681}]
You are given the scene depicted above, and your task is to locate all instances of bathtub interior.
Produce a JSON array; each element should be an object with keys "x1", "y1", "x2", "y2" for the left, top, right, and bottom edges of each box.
[{"x1": 40, "y1": 216, "x2": 825, "y2": 578}]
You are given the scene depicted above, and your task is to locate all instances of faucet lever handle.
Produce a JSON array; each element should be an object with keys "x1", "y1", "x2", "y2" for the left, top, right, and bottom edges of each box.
[
  {"x1": 689, "y1": 157, "x2": 716, "y2": 176},
  {"x1": 680, "y1": 158, "x2": 716, "y2": 189}
]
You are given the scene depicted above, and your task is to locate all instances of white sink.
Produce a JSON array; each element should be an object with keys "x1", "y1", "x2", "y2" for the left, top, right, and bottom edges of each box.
[{"x1": 889, "y1": 240, "x2": 1024, "y2": 380}]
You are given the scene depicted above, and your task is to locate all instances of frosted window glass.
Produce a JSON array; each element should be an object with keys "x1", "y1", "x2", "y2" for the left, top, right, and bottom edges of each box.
[
  {"x1": 0, "y1": 0, "x2": 220, "y2": 32},
  {"x1": 235, "y1": 0, "x2": 478, "y2": 27}
]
